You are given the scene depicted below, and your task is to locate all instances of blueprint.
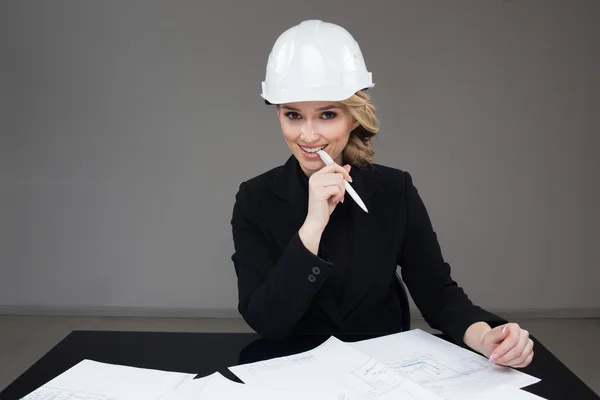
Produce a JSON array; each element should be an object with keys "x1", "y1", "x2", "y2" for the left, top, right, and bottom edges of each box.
[
  {"x1": 229, "y1": 336, "x2": 443, "y2": 400},
  {"x1": 21, "y1": 359, "x2": 195, "y2": 400},
  {"x1": 349, "y1": 329, "x2": 541, "y2": 400}
]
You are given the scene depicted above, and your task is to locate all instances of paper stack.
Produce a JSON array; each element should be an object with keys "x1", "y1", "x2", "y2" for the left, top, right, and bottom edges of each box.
[{"x1": 22, "y1": 329, "x2": 545, "y2": 400}]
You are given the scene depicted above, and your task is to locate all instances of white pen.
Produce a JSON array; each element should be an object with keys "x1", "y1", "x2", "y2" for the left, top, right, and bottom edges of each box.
[{"x1": 317, "y1": 150, "x2": 369, "y2": 213}]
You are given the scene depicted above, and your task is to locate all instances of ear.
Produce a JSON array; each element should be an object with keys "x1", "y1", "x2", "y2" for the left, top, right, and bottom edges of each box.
[
  {"x1": 276, "y1": 105, "x2": 282, "y2": 119},
  {"x1": 351, "y1": 119, "x2": 360, "y2": 131}
]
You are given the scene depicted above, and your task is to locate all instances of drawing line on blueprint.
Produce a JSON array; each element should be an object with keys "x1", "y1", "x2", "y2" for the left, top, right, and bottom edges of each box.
[
  {"x1": 351, "y1": 358, "x2": 403, "y2": 396},
  {"x1": 388, "y1": 356, "x2": 489, "y2": 384}
]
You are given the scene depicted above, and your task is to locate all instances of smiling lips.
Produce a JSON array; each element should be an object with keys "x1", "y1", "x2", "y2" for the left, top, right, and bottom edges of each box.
[{"x1": 299, "y1": 144, "x2": 327, "y2": 153}]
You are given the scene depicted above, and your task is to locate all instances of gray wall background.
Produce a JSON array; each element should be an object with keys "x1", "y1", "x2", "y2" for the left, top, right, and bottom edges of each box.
[{"x1": 1, "y1": 0, "x2": 598, "y2": 319}]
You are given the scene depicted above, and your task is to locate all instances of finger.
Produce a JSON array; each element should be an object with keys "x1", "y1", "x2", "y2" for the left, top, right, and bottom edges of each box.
[
  {"x1": 495, "y1": 328, "x2": 529, "y2": 365},
  {"x1": 506, "y1": 339, "x2": 534, "y2": 367},
  {"x1": 333, "y1": 187, "x2": 345, "y2": 204},
  {"x1": 489, "y1": 324, "x2": 520, "y2": 363},
  {"x1": 312, "y1": 173, "x2": 347, "y2": 189},
  {"x1": 313, "y1": 175, "x2": 347, "y2": 203},
  {"x1": 511, "y1": 350, "x2": 534, "y2": 368},
  {"x1": 342, "y1": 165, "x2": 352, "y2": 196},
  {"x1": 488, "y1": 324, "x2": 510, "y2": 345},
  {"x1": 320, "y1": 185, "x2": 343, "y2": 202},
  {"x1": 318, "y1": 162, "x2": 353, "y2": 182},
  {"x1": 505, "y1": 338, "x2": 534, "y2": 367},
  {"x1": 333, "y1": 176, "x2": 347, "y2": 201}
]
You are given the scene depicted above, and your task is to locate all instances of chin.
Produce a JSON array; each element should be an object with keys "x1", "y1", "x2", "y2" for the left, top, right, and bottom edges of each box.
[{"x1": 295, "y1": 155, "x2": 323, "y2": 172}]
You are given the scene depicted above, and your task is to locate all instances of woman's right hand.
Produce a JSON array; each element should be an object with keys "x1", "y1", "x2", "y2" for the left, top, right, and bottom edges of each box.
[{"x1": 299, "y1": 163, "x2": 352, "y2": 254}]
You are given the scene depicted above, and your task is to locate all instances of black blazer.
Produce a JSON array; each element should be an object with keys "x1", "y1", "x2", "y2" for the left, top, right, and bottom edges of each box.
[{"x1": 231, "y1": 156, "x2": 505, "y2": 344}]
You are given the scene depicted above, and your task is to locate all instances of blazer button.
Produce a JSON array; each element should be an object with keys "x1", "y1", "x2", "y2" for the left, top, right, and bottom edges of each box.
[
  {"x1": 308, "y1": 274, "x2": 316, "y2": 283},
  {"x1": 312, "y1": 266, "x2": 321, "y2": 275}
]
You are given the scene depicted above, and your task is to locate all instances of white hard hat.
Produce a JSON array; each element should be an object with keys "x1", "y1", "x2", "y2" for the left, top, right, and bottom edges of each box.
[{"x1": 261, "y1": 20, "x2": 374, "y2": 104}]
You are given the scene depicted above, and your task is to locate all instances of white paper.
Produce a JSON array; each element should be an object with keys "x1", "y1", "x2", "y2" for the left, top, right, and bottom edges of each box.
[
  {"x1": 165, "y1": 371, "x2": 339, "y2": 400},
  {"x1": 349, "y1": 329, "x2": 541, "y2": 400},
  {"x1": 22, "y1": 359, "x2": 196, "y2": 400},
  {"x1": 229, "y1": 336, "x2": 443, "y2": 400},
  {"x1": 157, "y1": 374, "x2": 212, "y2": 400}
]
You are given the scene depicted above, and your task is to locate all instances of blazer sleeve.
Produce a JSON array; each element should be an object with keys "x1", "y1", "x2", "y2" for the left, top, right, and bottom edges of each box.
[
  {"x1": 398, "y1": 172, "x2": 507, "y2": 346},
  {"x1": 231, "y1": 181, "x2": 334, "y2": 340}
]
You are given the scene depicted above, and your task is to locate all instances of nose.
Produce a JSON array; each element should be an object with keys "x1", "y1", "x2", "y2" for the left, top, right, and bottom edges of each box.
[{"x1": 300, "y1": 120, "x2": 320, "y2": 143}]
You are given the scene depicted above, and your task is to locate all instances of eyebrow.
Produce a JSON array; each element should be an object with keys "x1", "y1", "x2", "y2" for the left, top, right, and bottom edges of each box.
[{"x1": 281, "y1": 105, "x2": 340, "y2": 112}]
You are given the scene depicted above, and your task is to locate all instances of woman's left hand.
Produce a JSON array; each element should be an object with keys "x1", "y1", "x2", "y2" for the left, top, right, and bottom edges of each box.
[{"x1": 480, "y1": 323, "x2": 534, "y2": 368}]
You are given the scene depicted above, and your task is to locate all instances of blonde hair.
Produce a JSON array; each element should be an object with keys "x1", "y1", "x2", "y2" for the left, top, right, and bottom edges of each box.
[{"x1": 341, "y1": 91, "x2": 380, "y2": 167}]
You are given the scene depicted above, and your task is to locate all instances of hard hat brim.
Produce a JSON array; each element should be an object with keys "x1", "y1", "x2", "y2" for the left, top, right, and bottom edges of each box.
[{"x1": 261, "y1": 84, "x2": 374, "y2": 105}]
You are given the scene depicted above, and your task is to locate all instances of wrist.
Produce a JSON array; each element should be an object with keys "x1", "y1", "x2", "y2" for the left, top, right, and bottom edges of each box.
[
  {"x1": 463, "y1": 322, "x2": 491, "y2": 354},
  {"x1": 299, "y1": 221, "x2": 324, "y2": 255},
  {"x1": 300, "y1": 219, "x2": 325, "y2": 236}
]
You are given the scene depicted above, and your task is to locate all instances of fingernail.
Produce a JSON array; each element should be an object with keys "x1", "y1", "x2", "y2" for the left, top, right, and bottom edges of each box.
[
  {"x1": 489, "y1": 354, "x2": 497, "y2": 362},
  {"x1": 502, "y1": 325, "x2": 507, "y2": 334},
  {"x1": 340, "y1": 197, "x2": 344, "y2": 203}
]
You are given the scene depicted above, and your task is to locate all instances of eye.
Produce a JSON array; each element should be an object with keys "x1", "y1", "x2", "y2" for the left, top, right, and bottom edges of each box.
[
  {"x1": 321, "y1": 111, "x2": 337, "y2": 120},
  {"x1": 284, "y1": 112, "x2": 302, "y2": 120}
]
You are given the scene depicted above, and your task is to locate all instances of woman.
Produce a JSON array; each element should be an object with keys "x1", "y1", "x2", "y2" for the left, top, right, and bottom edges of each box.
[{"x1": 231, "y1": 20, "x2": 534, "y2": 368}]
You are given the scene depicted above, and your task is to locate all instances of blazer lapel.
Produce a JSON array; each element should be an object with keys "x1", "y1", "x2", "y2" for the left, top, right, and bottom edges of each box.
[
  {"x1": 338, "y1": 164, "x2": 395, "y2": 320},
  {"x1": 266, "y1": 156, "x2": 308, "y2": 253},
  {"x1": 265, "y1": 156, "x2": 343, "y2": 327}
]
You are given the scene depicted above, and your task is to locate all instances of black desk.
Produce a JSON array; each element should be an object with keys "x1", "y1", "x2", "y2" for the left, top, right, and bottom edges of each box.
[{"x1": 1, "y1": 331, "x2": 597, "y2": 400}]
